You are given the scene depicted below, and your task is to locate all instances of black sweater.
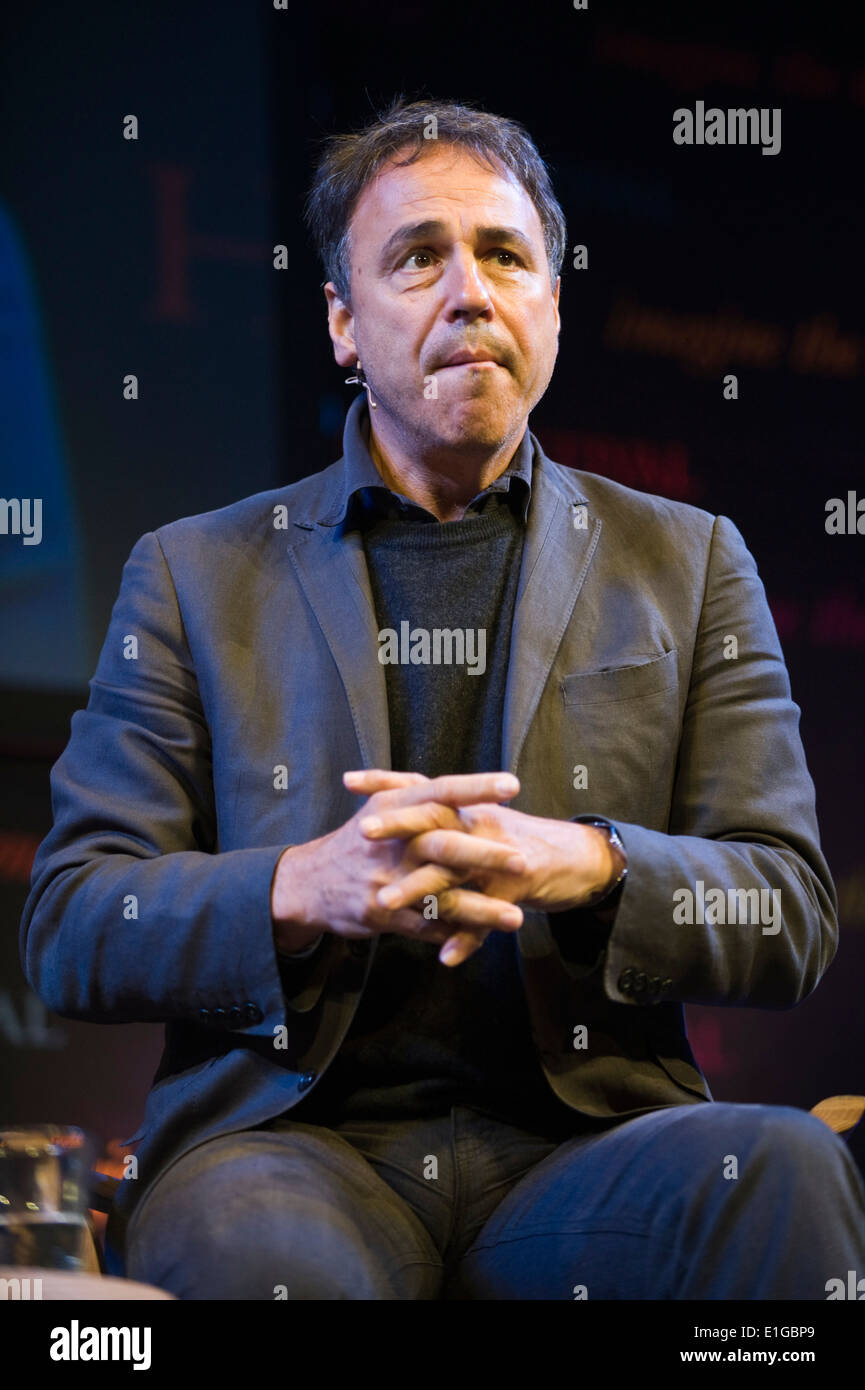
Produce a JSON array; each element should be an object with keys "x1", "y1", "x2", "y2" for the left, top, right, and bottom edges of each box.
[{"x1": 290, "y1": 493, "x2": 586, "y2": 1138}]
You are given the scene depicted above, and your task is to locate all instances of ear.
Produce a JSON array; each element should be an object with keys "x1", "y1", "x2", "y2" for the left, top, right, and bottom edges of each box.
[{"x1": 324, "y1": 282, "x2": 357, "y2": 368}]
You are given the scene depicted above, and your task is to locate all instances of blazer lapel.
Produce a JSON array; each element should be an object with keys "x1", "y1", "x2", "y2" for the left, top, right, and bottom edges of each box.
[
  {"x1": 287, "y1": 522, "x2": 391, "y2": 773},
  {"x1": 502, "y1": 444, "x2": 601, "y2": 780}
]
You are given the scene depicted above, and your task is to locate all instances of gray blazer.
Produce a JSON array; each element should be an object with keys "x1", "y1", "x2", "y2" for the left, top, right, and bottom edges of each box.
[{"x1": 19, "y1": 409, "x2": 837, "y2": 1263}]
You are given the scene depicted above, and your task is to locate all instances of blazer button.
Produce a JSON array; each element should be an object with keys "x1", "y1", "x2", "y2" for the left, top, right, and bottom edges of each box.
[
  {"x1": 199, "y1": 1007, "x2": 212, "y2": 1023},
  {"x1": 297, "y1": 1071, "x2": 317, "y2": 1092},
  {"x1": 227, "y1": 1004, "x2": 242, "y2": 1027},
  {"x1": 242, "y1": 1001, "x2": 263, "y2": 1025},
  {"x1": 617, "y1": 967, "x2": 635, "y2": 993},
  {"x1": 212, "y1": 1007, "x2": 226, "y2": 1026},
  {"x1": 662, "y1": 977, "x2": 673, "y2": 990},
  {"x1": 647, "y1": 976, "x2": 661, "y2": 997},
  {"x1": 632, "y1": 972, "x2": 648, "y2": 995}
]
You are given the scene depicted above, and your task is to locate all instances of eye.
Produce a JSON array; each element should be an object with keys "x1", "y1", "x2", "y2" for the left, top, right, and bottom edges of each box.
[
  {"x1": 399, "y1": 247, "x2": 523, "y2": 271},
  {"x1": 401, "y1": 249, "x2": 437, "y2": 270}
]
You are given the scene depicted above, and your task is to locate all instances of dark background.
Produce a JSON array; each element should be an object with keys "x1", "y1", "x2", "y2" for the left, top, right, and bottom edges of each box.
[{"x1": 1, "y1": 0, "x2": 863, "y2": 1175}]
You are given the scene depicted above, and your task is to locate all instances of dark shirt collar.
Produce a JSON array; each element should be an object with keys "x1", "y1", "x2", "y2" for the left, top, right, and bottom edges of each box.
[{"x1": 324, "y1": 392, "x2": 534, "y2": 527}]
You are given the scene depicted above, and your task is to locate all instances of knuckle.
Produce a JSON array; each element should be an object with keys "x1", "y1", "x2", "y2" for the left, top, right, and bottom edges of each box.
[
  {"x1": 427, "y1": 831, "x2": 450, "y2": 858},
  {"x1": 431, "y1": 774, "x2": 457, "y2": 798},
  {"x1": 361, "y1": 890, "x2": 387, "y2": 924}
]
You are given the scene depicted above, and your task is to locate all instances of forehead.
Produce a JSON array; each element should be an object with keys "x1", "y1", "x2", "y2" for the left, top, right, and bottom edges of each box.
[{"x1": 350, "y1": 143, "x2": 544, "y2": 245}]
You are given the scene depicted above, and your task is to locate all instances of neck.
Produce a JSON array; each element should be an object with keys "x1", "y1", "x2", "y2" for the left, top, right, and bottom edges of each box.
[{"x1": 367, "y1": 415, "x2": 527, "y2": 523}]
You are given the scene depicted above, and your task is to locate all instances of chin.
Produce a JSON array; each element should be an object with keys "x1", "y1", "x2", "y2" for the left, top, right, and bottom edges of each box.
[
  {"x1": 436, "y1": 419, "x2": 511, "y2": 453},
  {"x1": 441, "y1": 404, "x2": 516, "y2": 442}
]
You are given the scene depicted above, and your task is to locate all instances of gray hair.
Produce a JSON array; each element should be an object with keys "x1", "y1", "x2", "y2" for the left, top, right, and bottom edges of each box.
[{"x1": 303, "y1": 95, "x2": 567, "y2": 306}]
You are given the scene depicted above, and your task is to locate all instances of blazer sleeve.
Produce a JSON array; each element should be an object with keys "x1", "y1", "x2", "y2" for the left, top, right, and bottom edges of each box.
[
  {"x1": 18, "y1": 529, "x2": 299, "y2": 1039},
  {"x1": 555, "y1": 512, "x2": 839, "y2": 1009}
]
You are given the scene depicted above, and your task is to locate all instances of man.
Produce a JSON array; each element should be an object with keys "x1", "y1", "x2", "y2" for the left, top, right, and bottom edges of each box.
[{"x1": 21, "y1": 97, "x2": 865, "y2": 1299}]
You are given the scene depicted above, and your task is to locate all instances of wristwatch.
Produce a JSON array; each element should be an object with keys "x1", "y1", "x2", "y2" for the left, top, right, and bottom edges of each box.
[{"x1": 571, "y1": 815, "x2": 628, "y2": 908}]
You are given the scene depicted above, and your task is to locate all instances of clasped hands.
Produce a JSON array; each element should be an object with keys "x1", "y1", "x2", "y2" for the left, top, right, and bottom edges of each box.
[{"x1": 350, "y1": 769, "x2": 616, "y2": 966}]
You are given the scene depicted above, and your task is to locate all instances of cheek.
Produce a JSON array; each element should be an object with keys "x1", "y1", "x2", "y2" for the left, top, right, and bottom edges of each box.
[
  {"x1": 372, "y1": 319, "x2": 425, "y2": 369},
  {"x1": 516, "y1": 304, "x2": 558, "y2": 360},
  {"x1": 520, "y1": 333, "x2": 558, "y2": 387}
]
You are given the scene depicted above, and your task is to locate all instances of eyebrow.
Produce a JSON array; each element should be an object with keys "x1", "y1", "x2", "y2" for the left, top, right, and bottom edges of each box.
[{"x1": 377, "y1": 220, "x2": 537, "y2": 269}]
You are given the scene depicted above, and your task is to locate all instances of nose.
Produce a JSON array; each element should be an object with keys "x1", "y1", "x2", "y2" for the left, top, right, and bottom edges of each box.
[{"x1": 441, "y1": 246, "x2": 494, "y2": 322}]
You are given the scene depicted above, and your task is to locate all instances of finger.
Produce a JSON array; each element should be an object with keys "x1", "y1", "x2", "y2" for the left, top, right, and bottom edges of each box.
[
  {"x1": 343, "y1": 906, "x2": 460, "y2": 949},
  {"x1": 381, "y1": 873, "x2": 524, "y2": 930},
  {"x1": 359, "y1": 903, "x2": 449, "y2": 938},
  {"x1": 360, "y1": 800, "x2": 523, "y2": 868},
  {"x1": 358, "y1": 801, "x2": 462, "y2": 840},
  {"x1": 384, "y1": 910, "x2": 489, "y2": 956},
  {"x1": 374, "y1": 771, "x2": 520, "y2": 811},
  {"x1": 435, "y1": 887, "x2": 523, "y2": 930},
  {"x1": 397, "y1": 915, "x2": 456, "y2": 947},
  {"x1": 344, "y1": 769, "x2": 428, "y2": 792},
  {"x1": 386, "y1": 909, "x2": 487, "y2": 954},
  {"x1": 438, "y1": 930, "x2": 490, "y2": 967},
  {"x1": 373, "y1": 829, "x2": 525, "y2": 889},
  {"x1": 376, "y1": 863, "x2": 463, "y2": 912},
  {"x1": 410, "y1": 828, "x2": 526, "y2": 876},
  {"x1": 378, "y1": 856, "x2": 461, "y2": 911},
  {"x1": 382, "y1": 905, "x2": 462, "y2": 949}
]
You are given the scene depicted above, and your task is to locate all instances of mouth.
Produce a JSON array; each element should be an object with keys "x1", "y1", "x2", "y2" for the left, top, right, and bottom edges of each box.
[{"x1": 438, "y1": 355, "x2": 502, "y2": 371}]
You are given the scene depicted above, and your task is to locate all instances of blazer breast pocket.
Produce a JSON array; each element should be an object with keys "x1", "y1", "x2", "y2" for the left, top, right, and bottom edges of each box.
[
  {"x1": 560, "y1": 649, "x2": 679, "y2": 827},
  {"x1": 560, "y1": 648, "x2": 678, "y2": 706}
]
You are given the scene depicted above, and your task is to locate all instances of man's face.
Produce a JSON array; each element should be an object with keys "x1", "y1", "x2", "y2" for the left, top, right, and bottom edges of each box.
[{"x1": 325, "y1": 143, "x2": 561, "y2": 453}]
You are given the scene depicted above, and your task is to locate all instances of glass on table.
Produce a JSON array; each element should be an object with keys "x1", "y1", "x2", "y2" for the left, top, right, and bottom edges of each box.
[{"x1": 0, "y1": 1126, "x2": 95, "y2": 1271}]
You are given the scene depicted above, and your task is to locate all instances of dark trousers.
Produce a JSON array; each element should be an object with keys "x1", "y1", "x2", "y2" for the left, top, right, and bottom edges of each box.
[{"x1": 122, "y1": 1101, "x2": 865, "y2": 1299}]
